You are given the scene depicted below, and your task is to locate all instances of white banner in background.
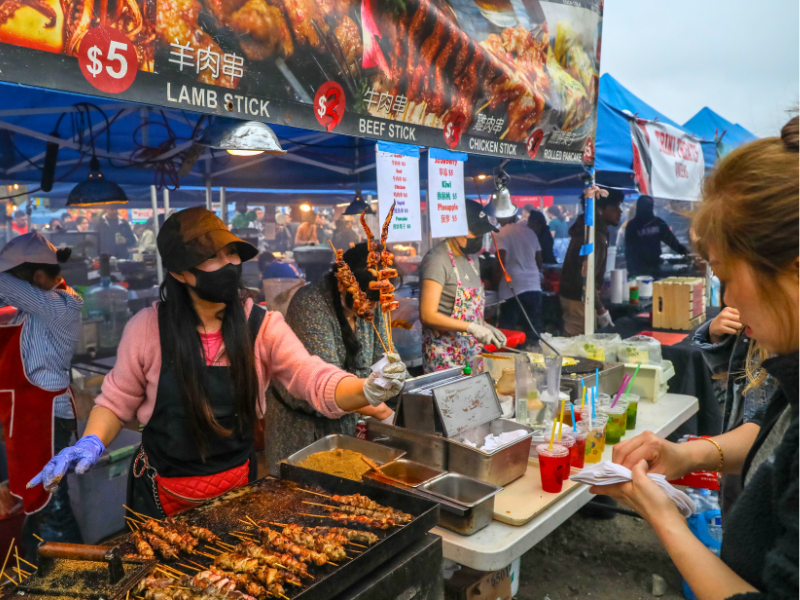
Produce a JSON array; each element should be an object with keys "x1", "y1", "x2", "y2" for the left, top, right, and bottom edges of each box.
[
  {"x1": 428, "y1": 156, "x2": 467, "y2": 239},
  {"x1": 376, "y1": 150, "x2": 422, "y2": 243},
  {"x1": 629, "y1": 118, "x2": 705, "y2": 201}
]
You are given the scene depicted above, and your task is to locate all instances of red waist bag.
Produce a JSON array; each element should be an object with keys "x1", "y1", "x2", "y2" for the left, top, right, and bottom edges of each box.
[{"x1": 155, "y1": 461, "x2": 250, "y2": 516}]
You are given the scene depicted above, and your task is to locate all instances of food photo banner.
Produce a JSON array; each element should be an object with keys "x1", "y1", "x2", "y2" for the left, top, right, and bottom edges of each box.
[{"x1": 0, "y1": 0, "x2": 602, "y2": 162}]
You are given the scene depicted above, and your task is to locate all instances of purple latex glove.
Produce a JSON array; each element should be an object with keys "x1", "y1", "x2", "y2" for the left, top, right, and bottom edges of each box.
[{"x1": 27, "y1": 435, "x2": 105, "y2": 493}]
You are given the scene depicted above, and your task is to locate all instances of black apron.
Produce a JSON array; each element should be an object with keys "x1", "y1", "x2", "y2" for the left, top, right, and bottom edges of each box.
[{"x1": 128, "y1": 304, "x2": 265, "y2": 518}]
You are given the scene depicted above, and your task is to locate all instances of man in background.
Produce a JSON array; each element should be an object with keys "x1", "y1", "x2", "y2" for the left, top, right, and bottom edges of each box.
[
  {"x1": 97, "y1": 208, "x2": 135, "y2": 259},
  {"x1": 547, "y1": 206, "x2": 570, "y2": 239},
  {"x1": 559, "y1": 187, "x2": 623, "y2": 336},
  {"x1": 294, "y1": 211, "x2": 319, "y2": 246},
  {"x1": 624, "y1": 195, "x2": 690, "y2": 278},
  {"x1": 11, "y1": 211, "x2": 28, "y2": 238}
]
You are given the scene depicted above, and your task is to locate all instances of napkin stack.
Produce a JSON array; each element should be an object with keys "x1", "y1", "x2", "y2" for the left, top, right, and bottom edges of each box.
[
  {"x1": 570, "y1": 461, "x2": 695, "y2": 518},
  {"x1": 462, "y1": 429, "x2": 529, "y2": 451}
]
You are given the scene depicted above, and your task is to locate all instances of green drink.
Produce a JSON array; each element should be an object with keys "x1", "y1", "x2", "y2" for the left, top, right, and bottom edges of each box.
[
  {"x1": 600, "y1": 401, "x2": 628, "y2": 445},
  {"x1": 625, "y1": 394, "x2": 640, "y2": 430}
]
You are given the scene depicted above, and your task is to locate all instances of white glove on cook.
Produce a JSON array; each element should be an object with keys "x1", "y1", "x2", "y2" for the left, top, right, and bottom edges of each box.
[
  {"x1": 363, "y1": 353, "x2": 408, "y2": 407},
  {"x1": 467, "y1": 323, "x2": 506, "y2": 348},
  {"x1": 597, "y1": 311, "x2": 614, "y2": 328}
]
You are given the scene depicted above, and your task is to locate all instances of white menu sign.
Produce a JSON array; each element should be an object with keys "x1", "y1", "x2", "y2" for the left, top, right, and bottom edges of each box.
[
  {"x1": 376, "y1": 149, "x2": 422, "y2": 243},
  {"x1": 428, "y1": 155, "x2": 467, "y2": 238}
]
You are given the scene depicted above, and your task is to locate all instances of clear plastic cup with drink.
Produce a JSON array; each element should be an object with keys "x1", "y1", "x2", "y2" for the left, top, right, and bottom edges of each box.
[
  {"x1": 625, "y1": 394, "x2": 640, "y2": 429},
  {"x1": 599, "y1": 401, "x2": 629, "y2": 445},
  {"x1": 544, "y1": 430, "x2": 585, "y2": 470},
  {"x1": 577, "y1": 416, "x2": 608, "y2": 463},
  {"x1": 535, "y1": 443, "x2": 571, "y2": 493}
]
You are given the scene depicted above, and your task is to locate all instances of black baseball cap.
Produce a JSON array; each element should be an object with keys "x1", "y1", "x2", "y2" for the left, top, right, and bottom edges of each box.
[
  {"x1": 157, "y1": 207, "x2": 257, "y2": 272},
  {"x1": 465, "y1": 200, "x2": 499, "y2": 236}
]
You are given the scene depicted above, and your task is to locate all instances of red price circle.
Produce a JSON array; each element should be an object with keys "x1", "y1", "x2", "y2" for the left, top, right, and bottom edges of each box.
[
  {"x1": 78, "y1": 26, "x2": 138, "y2": 94},
  {"x1": 314, "y1": 81, "x2": 345, "y2": 132}
]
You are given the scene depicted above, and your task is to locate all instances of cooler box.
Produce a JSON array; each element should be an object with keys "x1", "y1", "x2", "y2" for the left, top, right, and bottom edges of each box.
[
  {"x1": 622, "y1": 360, "x2": 675, "y2": 402},
  {"x1": 68, "y1": 428, "x2": 141, "y2": 543}
]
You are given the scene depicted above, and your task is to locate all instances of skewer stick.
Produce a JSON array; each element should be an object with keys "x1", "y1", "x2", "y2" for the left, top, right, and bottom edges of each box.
[
  {"x1": 31, "y1": 534, "x2": 43, "y2": 543},
  {"x1": 178, "y1": 563, "x2": 201, "y2": 572},
  {"x1": 15, "y1": 556, "x2": 37, "y2": 571},
  {"x1": 302, "y1": 501, "x2": 338, "y2": 510},
  {"x1": 2, "y1": 573, "x2": 17, "y2": 585},
  {"x1": 186, "y1": 559, "x2": 206, "y2": 570},
  {"x1": 155, "y1": 567, "x2": 176, "y2": 578},
  {"x1": 326, "y1": 561, "x2": 339, "y2": 567},
  {"x1": 195, "y1": 551, "x2": 216, "y2": 559},
  {"x1": 123, "y1": 505, "x2": 162, "y2": 523},
  {"x1": 1, "y1": 539, "x2": 15, "y2": 586},
  {"x1": 349, "y1": 542, "x2": 367, "y2": 549},
  {"x1": 371, "y1": 320, "x2": 389, "y2": 354},
  {"x1": 236, "y1": 519, "x2": 255, "y2": 528},
  {"x1": 14, "y1": 548, "x2": 22, "y2": 579},
  {"x1": 279, "y1": 594, "x2": 290, "y2": 600},
  {"x1": 296, "y1": 489, "x2": 332, "y2": 500},
  {"x1": 245, "y1": 516, "x2": 259, "y2": 527},
  {"x1": 216, "y1": 542, "x2": 236, "y2": 550},
  {"x1": 127, "y1": 590, "x2": 130, "y2": 600}
]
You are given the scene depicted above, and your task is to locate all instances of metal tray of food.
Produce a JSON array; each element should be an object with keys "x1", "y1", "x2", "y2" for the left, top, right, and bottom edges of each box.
[
  {"x1": 284, "y1": 434, "x2": 406, "y2": 469},
  {"x1": 418, "y1": 473, "x2": 502, "y2": 536},
  {"x1": 371, "y1": 459, "x2": 445, "y2": 488},
  {"x1": 445, "y1": 419, "x2": 534, "y2": 486}
]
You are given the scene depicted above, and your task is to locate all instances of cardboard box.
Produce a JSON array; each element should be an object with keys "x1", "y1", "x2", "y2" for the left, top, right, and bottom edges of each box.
[{"x1": 445, "y1": 565, "x2": 512, "y2": 600}]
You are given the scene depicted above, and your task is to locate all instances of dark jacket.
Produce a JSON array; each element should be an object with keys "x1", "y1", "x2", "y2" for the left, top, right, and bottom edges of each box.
[
  {"x1": 263, "y1": 278, "x2": 388, "y2": 475},
  {"x1": 693, "y1": 321, "x2": 777, "y2": 515},
  {"x1": 559, "y1": 213, "x2": 609, "y2": 311},
  {"x1": 98, "y1": 215, "x2": 135, "y2": 259},
  {"x1": 624, "y1": 196, "x2": 688, "y2": 277},
  {"x1": 528, "y1": 211, "x2": 557, "y2": 264},
  {"x1": 720, "y1": 352, "x2": 798, "y2": 600}
]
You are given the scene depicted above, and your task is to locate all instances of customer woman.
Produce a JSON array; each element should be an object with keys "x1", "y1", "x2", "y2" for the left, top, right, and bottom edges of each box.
[
  {"x1": 419, "y1": 200, "x2": 506, "y2": 373},
  {"x1": 594, "y1": 117, "x2": 798, "y2": 600},
  {"x1": 264, "y1": 244, "x2": 394, "y2": 474},
  {"x1": 28, "y1": 207, "x2": 407, "y2": 517}
]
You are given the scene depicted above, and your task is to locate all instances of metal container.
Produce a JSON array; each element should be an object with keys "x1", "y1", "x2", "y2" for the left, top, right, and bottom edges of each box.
[
  {"x1": 418, "y1": 473, "x2": 502, "y2": 536},
  {"x1": 284, "y1": 433, "x2": 406, "y2": 468},
  {"x1": 368, "y1": 420, "x2": 448, "y2": 470},
  {"x1": 445, "y1": 419, "x2": 534, "y2": 486},
  {"x1": 376, "y1": 459, "x2": 445, "y2": 488},
  {"x1": 394, "y1": 367, "x2": 468, "y2": 433}
]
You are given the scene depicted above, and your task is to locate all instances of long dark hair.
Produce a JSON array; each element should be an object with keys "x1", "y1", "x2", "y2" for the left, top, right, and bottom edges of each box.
[
  {"x1": 159, "y1": 275, "x2": 259, "y2": 459},
  {"x1": 327, "y1": 243, "x2": 387, "y2": 372}
]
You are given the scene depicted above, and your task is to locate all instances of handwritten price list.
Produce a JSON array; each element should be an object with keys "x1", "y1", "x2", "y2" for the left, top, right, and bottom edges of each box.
[
  {"x1": 428, "y1": 156, "x2": 467, "y2": 238},
  {"x1": 376, "y1": 150, "x2": 421, "y2": 243}
]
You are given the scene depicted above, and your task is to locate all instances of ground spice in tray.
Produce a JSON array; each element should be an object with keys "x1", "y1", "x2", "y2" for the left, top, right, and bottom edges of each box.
[
  {"x1": 297, "y1": 449, "x2": 371, "y2": 481},
  {"x1": 27, "y1": 559, "x2": 139, "y2": 595}
]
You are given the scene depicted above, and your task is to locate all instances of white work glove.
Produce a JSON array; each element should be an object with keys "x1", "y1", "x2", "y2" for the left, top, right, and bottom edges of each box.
[
  {"x1": 467, "y1": 323, "x2": 506, "y2": 347},
  {"x1": 597, "y1": 311, "x2": 614, "y2": 328},
  {"x1": 363, "y1": 353, "x2": 408, "y2": 406}
]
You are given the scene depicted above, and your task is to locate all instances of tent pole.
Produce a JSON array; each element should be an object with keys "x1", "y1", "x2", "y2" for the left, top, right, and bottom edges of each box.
[
  {"x1": 205, "y1": 181, "x2": 212, "y2": 211},
  {"x1": 220, "y1": 187, "x2": 227, "y2": 225},
  {"x1": 150, "y1": 185, "x2": 164, "y2": 285},
  {"x1": 163, "y1": 188, "x2": 170, "y2": 217},
  {"x1": 583, "y1": 176, "x2": 596, "y2": 336}
]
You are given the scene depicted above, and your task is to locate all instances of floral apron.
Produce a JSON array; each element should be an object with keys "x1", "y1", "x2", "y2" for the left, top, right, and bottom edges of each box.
[{"x1": 422, "y1": 250, "x2": 485, "y2": 373}]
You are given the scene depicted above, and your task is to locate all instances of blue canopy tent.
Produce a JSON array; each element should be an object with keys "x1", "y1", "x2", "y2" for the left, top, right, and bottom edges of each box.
[
  {"x1": 0, "y1": 81, "x2": 587, "y2": 209},
  {"x1": 683, "y1": 107, "x2": 757, "y2": 157},
  {"x1": 593, "y1": 74, "x2": 717, "y2": 194}
]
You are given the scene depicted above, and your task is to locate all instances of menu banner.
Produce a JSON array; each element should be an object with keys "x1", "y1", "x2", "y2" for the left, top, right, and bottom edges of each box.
[
  {"x1": 428, "y1": 150, "x2": 467, "y2": 239},
  {"x1": 0, "y1": 0, "x2": 602, "y2": 163},
  {"x1": 376, "y1": 145, "x2": 421, "y2": 243}
]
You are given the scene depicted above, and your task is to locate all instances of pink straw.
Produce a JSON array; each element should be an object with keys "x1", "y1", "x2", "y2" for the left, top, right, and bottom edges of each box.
[{"x1": 610, "y1": 373, "x2": 632, "y2": 409}]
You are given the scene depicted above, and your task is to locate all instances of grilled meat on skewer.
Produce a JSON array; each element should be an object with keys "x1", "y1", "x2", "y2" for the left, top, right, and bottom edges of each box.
[
  {"x1": 168, "y1": 519, "x2": 222, "y2": 545},
  {"x1": 330, "y1": 494, "x2": 414, "y2": 523},
  {"x1": 313, "y1": 511, "x2": 395, "y2": 529},
  {"x1": 278, "y1": 527, "x2": 347, "y2": 561},
  {"x1": 236, "y1": 541, "x2": 312, "y2": 579},
  {"x1": 208, "y1": 565, "x2": 269, "y2": 599},
  {"x1": 142, "y1": 519, "x2": 198, "y2": 553},
  {"x1": 212, "y1": 555, "x2": 289, "y2": 597},
  {"x1": 262, "y1": 528, "x2": 329, "y2": 566},
  {"x1": 280, "y1": 524, "x2": 349, "y2": 548},
  {"x1": 319, "y1": 503, "x2": 398, "y2": 521},
  {"x1": 142, "y1": 531, "x2": 179, "y2": 559},
  {"x1": 321, "y1": 526, "x2": 380, "y2": 546},
  {"x1": 131, "y1": 531, "x2": 155, "y2": 558}
]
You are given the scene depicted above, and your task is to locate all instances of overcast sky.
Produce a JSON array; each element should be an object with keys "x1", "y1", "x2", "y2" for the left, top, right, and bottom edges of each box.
[{"x1": 599, "y1": 0, "x2": 799, "y2": 137}]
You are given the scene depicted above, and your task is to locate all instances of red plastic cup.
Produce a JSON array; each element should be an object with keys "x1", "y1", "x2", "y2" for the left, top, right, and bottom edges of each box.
[
  {"x1": 544, "y1": 432, "x2": 577, "y2": 471},
  {"x1": 536, "y1": 443, "x2": 571, "y2": 493}
]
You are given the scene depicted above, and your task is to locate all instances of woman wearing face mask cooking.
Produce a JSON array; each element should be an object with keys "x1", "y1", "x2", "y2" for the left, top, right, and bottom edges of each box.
[
  {"x1": 28, "y1": 208, "x2": 408, "y2": 518},
  {"x1": 419, "y1": 200, "x2": 506, "y2": 373}
]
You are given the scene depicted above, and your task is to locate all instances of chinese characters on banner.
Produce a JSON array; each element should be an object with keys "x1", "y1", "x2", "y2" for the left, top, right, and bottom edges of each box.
[
  {"x1": 376, "y1": 150, "x2": 421, "y2": 243},
  {"x1": 428, "y1": 156, "x2": 467, "y2": 238}
]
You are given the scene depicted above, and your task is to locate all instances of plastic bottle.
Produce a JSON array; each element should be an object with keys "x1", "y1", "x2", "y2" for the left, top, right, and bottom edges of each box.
[
  {"x1": 82, "y1": 255, "x2": 129, "y2": 349},
  {"x1": 682, "y1": 488, "x2": 722, "y2": 599}
]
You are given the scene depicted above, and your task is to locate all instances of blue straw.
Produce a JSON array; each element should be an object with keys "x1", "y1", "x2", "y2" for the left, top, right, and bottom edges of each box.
[
  {"x1": 570, "y1": 403, "x2": 577, "y2": 432},
  {"x1": 591, "y1": 386, "x2": 596, "y2": 421},
  {"x1": 595, "y1": 368, "x2": 599, "y2": 391}
]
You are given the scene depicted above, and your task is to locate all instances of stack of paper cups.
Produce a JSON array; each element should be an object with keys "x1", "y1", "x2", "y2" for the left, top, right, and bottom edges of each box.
[
  {"x1": 610, "y1": 269, "x2": 627, "y2": 304},
  {"x1": 637, "y1": 276, "x2": 654, "y2": 299}
]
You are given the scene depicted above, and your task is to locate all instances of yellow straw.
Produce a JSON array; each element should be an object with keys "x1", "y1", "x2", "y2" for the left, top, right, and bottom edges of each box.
[
  {"x1": 549, "y1": 416, "x2": 558, "y2": 450},
  {"x1": 581, "y1": 383, "x2": 586, "y2": 409},
  {"x1": 558, "y1": 399, "x2": 565, "y2": 440}
]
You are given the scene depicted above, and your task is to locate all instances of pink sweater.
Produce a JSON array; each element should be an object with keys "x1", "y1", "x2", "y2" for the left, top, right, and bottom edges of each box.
[{"x1": 95, "y1": 300, "x2": 354, "y2": 424}]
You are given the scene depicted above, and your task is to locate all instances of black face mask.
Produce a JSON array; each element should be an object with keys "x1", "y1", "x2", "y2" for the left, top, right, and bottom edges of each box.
[
  {"x1": 189, "y1": 263, "x2": 242, "y2": 304},
  {"x1": 461, "y1": 236, "x2": 483, "y2": 255}
]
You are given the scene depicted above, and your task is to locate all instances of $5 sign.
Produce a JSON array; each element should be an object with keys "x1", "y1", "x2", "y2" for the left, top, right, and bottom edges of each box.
[{"x1": 78, "y1": 26, "x2": 138, "y2": 94}]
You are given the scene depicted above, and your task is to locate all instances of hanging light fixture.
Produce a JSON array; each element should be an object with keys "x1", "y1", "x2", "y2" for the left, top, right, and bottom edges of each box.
[
  {"x1": 488, "y1": 166, "x2": 517, "y2": 219},
  {"x1": 66, "y1": 157, "x2": 128, "y2": 207},
  {"x1": 343, "y1": 189, "x2": 373, "y2": 215},
  {"x1": 198, "y1": 117, "x2": 286, "y2": 155},
  {"x1": 299, "y1": 203, "x2": 312, "y2": 212}
]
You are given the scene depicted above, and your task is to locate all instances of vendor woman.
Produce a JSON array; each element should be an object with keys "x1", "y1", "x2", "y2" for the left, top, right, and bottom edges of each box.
[
  {"x1": 0, "y1": 233, "x2": 84, "y2": 554},
  {"x1": 419, "y1": 200, "x2": 506, "y2": 373},
  {"x1": 265, "y1": 243, "x2": 394, "y2": 475},
  {"x1": 29, "y1": 208, "x2": 408, "y2": 517}
]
